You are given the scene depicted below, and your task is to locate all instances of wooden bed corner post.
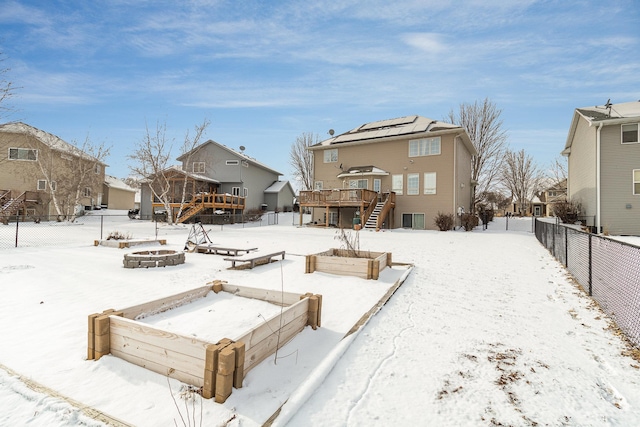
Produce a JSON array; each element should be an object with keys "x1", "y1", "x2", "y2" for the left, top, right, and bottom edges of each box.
[
  {"x1": 232, "y1": 341, "x2": 245, "y2": 389},
  {"x1": 215, "y1": 345, "x2": 236, "y2": 403},
  {"x1": 91, "y1": 309, "x2": 123, "y2": 360}
]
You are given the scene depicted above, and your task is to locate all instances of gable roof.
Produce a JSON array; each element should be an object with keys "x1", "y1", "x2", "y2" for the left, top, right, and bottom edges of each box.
[
  {"x1": 564, "y1": 100, "x2": 640, "y2": 153},
  {"x1": 0, "y1": 122, "x2": 106, "y2": 164},
  {"x1": 310, "y1": 115, "x2": 476, "y2": 156},
  {"x1": 104, "y1": 175, "x2": 137, "y2": 193},
  {"x1": 178, "y1": 139, "x2": 282, "y2": 176},
  {"x1": 264, "y1": 180, "x2": 294, "y2": 194}
]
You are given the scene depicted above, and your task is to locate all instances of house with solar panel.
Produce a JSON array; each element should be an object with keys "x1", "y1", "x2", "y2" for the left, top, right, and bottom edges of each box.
[{"x1": 299, "y1": 115, "x2": 477, "y2": 230}]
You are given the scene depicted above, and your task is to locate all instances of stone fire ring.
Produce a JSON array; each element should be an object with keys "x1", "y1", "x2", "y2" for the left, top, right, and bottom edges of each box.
[{"x1": 123, "y1": 249, "x2": 185, "y2": 269}]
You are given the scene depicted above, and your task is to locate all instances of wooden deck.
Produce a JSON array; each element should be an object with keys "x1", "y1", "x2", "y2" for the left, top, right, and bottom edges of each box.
[
  {"x1": 152, "y1": 192, "x2": 245, "y2": 223},
  {"x1": 298, "y1": 189, "x2": 395, "y2": 230}
]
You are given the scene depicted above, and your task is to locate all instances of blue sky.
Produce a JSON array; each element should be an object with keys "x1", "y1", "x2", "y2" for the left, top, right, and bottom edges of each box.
[{"x1": 1, "y1": 0, "x2": 639, "y2": 183}]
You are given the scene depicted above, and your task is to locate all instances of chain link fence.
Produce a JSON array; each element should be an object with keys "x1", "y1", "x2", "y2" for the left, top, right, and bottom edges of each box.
[
  {"x1": 535, "y1": 219, "x2": 640, "y2": 347},
  {"x1": 0, "y1": 212, "x2": 280, "y2": 250}
]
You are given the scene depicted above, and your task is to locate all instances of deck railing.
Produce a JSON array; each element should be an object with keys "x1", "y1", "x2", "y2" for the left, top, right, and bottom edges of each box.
[{"x1": 298, "y1": 189, "x2": 379, "y2": 205}]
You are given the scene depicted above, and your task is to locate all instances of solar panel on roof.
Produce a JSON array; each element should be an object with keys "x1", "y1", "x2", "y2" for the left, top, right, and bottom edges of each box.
[{"x1": 359, "y1": 115, "x2": 418, "y2": 131}]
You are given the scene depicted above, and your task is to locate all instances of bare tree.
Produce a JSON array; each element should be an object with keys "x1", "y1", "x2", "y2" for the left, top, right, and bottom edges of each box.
[
  {"x1": 446, "y1": 98, "x2": 508, "y2": 209},
  {"x1": 175, "y1": 119, "x2": 210, "y2": 220},
  {"x1": 289, "y1": 132, "x2": 317, "y2": 191},
  {"x1": 128, "y1": 119, "x2": 210, "y2": 224},
  {"x1": 30, "y1": 133, "x2": 110, "y2": 220},
  {"x1": 501, "y1": 149, "x2": 543, "y2": 216},
  {"x1": 0, "y1": 51, "x2": 18, "y2": 123},
  {"x1": 549, "y1": 155, "x2": 567, "y2": 184}
]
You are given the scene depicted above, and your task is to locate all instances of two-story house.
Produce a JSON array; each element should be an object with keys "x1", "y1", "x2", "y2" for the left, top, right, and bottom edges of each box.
[
  {"x1": 301, "y1": 115, "x2": 476, "y2": 230},
  {"x1": 562, "y1": 100, "x2": 640, "y2": 235},
  {"x1": 0, "y1": 122, "x2": 106, "y2": 220},
  {"x1": 139, "y1": 140, "x2": 295, "y2": 221}
]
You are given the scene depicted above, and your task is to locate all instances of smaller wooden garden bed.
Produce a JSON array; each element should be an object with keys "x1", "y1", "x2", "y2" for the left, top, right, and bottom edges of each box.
[
  {"x1": 87, "y1": 281, "x2": 321, "y2": 403},
  {"x1": 305, "y1": 248, "x2": 391, "y2": 280},
  {"x1": 94, "y1": 238, "x2": 167, "y2": 249}
]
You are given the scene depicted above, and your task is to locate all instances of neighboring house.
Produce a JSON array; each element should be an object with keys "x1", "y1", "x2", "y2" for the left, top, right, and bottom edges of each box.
[
  {"x1": 301, "y1": 115, "x2": 476, "y2": 230},
  {"x1": 562, "y1": 100, "x2": 640, "y2": 234},
  {"x1": 139, "y1": 140, "x2": 294, "y2": 221},
  {"x1": 264, "y1": 180, "x2": 296, "y2": 212},
  {"x1": 102, "y1": 175, "x2": 136, "y2": 210},
  {"x1": 0, "y1": 122, "x2": 106, "y2": 220},
  {"x1": 542, "y1": 178, "x2": 567, "y2": 216}
]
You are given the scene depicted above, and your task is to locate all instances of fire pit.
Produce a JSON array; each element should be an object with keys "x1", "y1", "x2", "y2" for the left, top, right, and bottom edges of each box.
[{"x1": 123, "y1": 249, "x2": 185, "y2": 268}]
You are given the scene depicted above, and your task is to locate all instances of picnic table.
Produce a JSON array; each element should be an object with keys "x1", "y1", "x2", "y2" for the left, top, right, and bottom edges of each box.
[
  {"x1": 224, "y1": 250, "x2": 286, "y2": 269},
  {"x1": 194, "y1": 245, "x2": 258, "y2": 256}
]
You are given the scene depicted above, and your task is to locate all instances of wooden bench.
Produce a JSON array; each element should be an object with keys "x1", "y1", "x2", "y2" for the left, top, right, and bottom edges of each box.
[
  {"x1": 224, "y1": 251, "x2": 286, "y2": 269},
  {"x1": 195, "y1": 245, "x2": 258, "y2": 256}
]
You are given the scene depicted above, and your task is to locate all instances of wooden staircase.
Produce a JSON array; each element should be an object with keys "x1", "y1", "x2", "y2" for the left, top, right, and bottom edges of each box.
[
  {"x1": 177, "y1": 196, "x2": 205, "y2": 224},
  {"x1": 364, "y1": 202, "x2": 386, "y2": 230},
  {"x1": 0, "y1": 191, "x2": 27, "y2": 222}
]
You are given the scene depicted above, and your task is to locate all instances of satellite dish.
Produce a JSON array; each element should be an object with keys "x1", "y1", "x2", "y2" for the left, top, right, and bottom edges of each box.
[
  {"x1": 328, "y1": 129, "x2": 335, "y2": 136},
  {"x1": 239, "y1": 145, "x2": 246, "y2": 152}
]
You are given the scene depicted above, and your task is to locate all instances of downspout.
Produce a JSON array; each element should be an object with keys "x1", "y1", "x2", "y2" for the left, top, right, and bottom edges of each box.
[
  {"x1": 596, "y1": 123, "x2": 602, "y2": 234},
  {"x1": 453, "y1": 135, "x2": 458, "y2": 216}
]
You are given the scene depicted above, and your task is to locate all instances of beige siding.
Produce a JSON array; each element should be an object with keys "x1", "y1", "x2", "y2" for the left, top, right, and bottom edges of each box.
[
  {"x1": 600, "y1": 124, "x2": 640, "y2": 234},
  {"x1": 0, "y1": 129, "x2": 105, "y2": 216},
  {"x1": 106, "y1": 188, "x2": 136, "y2": 210},
  {"x1": 312, "y1": 132, "x2": 472, "y2": 230},
  {"x1": 567, "y1": 117, "x2": 597, "y2": 217}
]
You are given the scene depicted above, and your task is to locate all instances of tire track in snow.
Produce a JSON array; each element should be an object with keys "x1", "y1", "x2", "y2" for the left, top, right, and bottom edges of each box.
[{"x1": 345, "y1": 300, "x2": 416, "y2": 425}]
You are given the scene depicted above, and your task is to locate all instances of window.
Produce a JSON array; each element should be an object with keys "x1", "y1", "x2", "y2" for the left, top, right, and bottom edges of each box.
[
  {"x1": 83, "y1": 187, "x2": 91, "y2": 197},
  {"x1": 392, "y1": 174, "x2": 403, "y2": 195},
  {"x1": 407, "y1": 173, "x2": 419, "y2": 195},
  {"x1": 37, "y1": 180, "x2": 47, "y2": 191},
  {"x1": 193, "y1": 162, "x2": 205, "y2": 173},
  {"x1": 314, "y1": 181, "x2": 323, "y2": 190},
  {"x1": 349, "y1": 179, "x2": 368, "y2": 189},
  {"x1": 226, "y1": 160, "x2": 239, "y2": 166},
  {"x1": 232, "y1": 187, "x2": 240, "y2": 196},
  {"x1": 323, "y1": 149, "x2": 338, "y2": 163},
  {"x1": 634, "y1": 170, "x2": 640, "y2": 195},
  {"x1": 373, "y1": 179, "x2": 381, "y2": 193},
  {"x1": 424, "y1": 172, "x2": 436, "y2": 194},
  {"x1": 243, "y1": 187, "x2": 248, "y2": 197},
  {"x1": 409, "y1": 137, "x2": 441, "y2": 157},
  {"x1": 51, "y1": 181, "x2": 57, "y2": 191},
  {"x1": 9, "y1": 148, "x2": 37, "y2": 161},
  {"x1": 402, "y1": 213, "x2": 425, "y2": 229},
  {"x1": 94, "y1": 164, "x2": 101, "y2": 174},
  {"x1": 623, "y1": 124, "x2": 639, "y2": 144}
]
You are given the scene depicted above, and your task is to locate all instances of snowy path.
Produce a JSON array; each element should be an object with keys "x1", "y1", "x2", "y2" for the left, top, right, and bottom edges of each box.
[{"x1": 285, "y1": 228, "x2": 640, "y2": 426}]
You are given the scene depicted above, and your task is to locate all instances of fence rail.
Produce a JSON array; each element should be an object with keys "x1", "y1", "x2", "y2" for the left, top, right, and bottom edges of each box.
[
  {"x1": 0, "y1": 212, "x2": 280, "y2": 250},
  {"x1": 535, "y1": 219, "x2": 640, "y2": 347}
]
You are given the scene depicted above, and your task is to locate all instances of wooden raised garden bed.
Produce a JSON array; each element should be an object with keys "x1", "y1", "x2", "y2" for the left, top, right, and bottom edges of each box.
[
  {"x1": 305, "y1": 248, "x2": 391, "y2": 280},
  {"x1": 87, "y1": 280, "x2": 322, "y2": 403}
]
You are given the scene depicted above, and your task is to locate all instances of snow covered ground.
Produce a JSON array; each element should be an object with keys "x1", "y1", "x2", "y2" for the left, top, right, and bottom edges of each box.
[{"x1": 0, "y1": 213, "x2": 639, "y2": 427}]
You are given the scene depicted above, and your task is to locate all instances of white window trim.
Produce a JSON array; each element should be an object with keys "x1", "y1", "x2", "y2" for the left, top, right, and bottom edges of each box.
[
  {"x1": 392, "y1": 174, "x2": 403, "y2": 195},
  {"x1": 622, "y1": 123, "x2": 639, "y2": 144},
  {"x1": 232, "y1": 186, "x2": 240, "y2": 196},
  {"x1": 9, "y1": 147, "x2": 38, "y2": 161},
  {"x1": 83, "y1": 187, "x2": 92, "y2": 197},
  {"x1": 373, "y1": 178, "x2": 381, "y2": 193},
  {"x1": 407, "y1": 173, "x2": 419, "y2": 195},
  {"x1": 409, "y1": 137, "x2": 441, "y2": 157},
  {"x1": 634, "y1": 169, "x2": 640, "y2": 195},
  {"x1": 226, "y1": 160, "x2": 240, "y2": 166},
  {"x1": 243, "y1": 187, "x2": 248, "y2": 197},
  {"x1": 424, "y1": 172, "x2": 436, "y2": 195},
  {"x1": 323, "y1": 149, "x2": 338, "y2": 163},
  {"x1": 314, "y1": 181, "x2": 323, "y2": 190},
  {"x1": 193, "y1": 162, "x2": 205, "y2": 173},
  {"x1": 37, "y1": 179, "x2": 47, "y2": 191}
]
